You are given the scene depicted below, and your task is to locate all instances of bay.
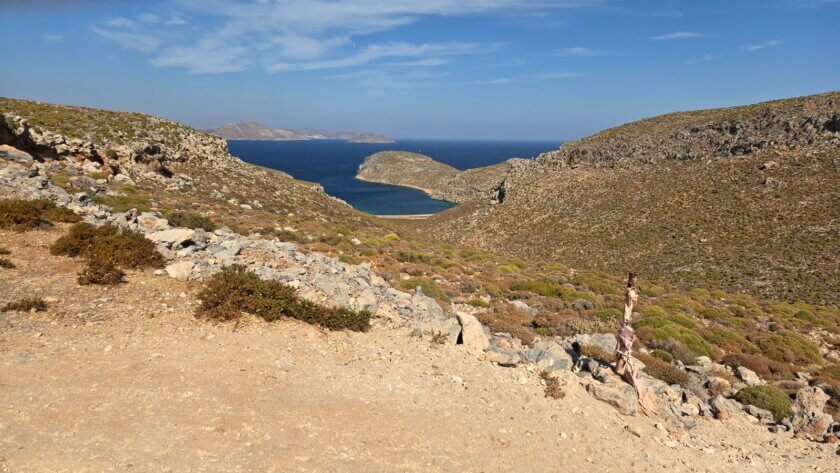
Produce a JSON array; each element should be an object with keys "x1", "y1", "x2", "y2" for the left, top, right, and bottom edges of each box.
[{"x1": 228, "y1": 139, "x2": 559, "y2": 215}]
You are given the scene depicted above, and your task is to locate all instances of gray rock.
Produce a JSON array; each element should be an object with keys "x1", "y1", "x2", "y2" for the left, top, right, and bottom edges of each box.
[
  {"x1": 736, "y1": 366, "x2": 765, "y2": 386},
  {"x1": 510, "y1": 300, "x2": 537, "y2": 316},
  {"x1": 744, "y1": 404, "x2": 775, "y2": 425},
  {"x1": 791, "y1": 387, "x2": 833, "y2": 437},
  {"x1": 566, "y1": 333, "x2": 617, "y2": 354},
  {"x1": 0, "y1": 145, "x2": 34, "y2": 164},
  {"x1": 147, "y1": 228, "x2": 196, "y2": 248},
  {"x1": 165, "y1": 261, "x2": 196, "y2": 281},
  {"x1": 485, "y1": 347, "x2": 520, "y2": 367},
  {"x1": 710, "y1": 395, "x2": 742, "y2": 420},
  {"x1": 587, "y1": 382, "x2": 638, "y2": 416}
]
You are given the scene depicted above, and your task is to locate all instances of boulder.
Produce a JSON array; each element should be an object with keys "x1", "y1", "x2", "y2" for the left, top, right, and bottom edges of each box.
[
  {"x1": 791, "y1": 387, "x2": 834, "y2": 437},
  {"x1": 147, "y1": 228, "x2": 196, "y2": 248},
  {"x1": 510, "y1": 300, "x2": 537, "y2": 316},
  {"x1": 165, "y1": 261, "x2": 196, "y2": 281},
  {"x1": 587, "y1": 382, "x2": 638, "y2": 416},
  {"x1": 456, "y1": 311, "x2": 489, "y2": 358},
  {"x1": 566, "y1": 333, "x2": 617, "y2": 354},
  {"x1": 0, "y1": 145, "x2": 34, "y2": 164},
  {"x1": 744, "y1": 404, "x2": 775, "y2": 425},
  {"x1": 710, "y1": 395, "x2": 742, "y2": 420},
  {"x1": 485, "y1": 347, "x2": 520, "y2": 367},
  {"x1": 736, "y1": 366, "x2": 765, "y2": 386}
]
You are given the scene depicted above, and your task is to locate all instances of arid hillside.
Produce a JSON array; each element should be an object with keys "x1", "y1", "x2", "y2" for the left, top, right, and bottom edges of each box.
[{"x1": 423, "y1": 92, "x2": 840, "y2": 305}]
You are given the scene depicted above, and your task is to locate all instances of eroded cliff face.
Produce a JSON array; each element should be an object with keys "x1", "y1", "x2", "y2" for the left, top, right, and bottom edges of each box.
[{"x1": 537, "y1": 92, "x2": 840, "y2": 169}]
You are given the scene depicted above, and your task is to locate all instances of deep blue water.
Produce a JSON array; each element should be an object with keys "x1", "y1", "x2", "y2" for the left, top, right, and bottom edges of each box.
[{"x1": 228, "y1": 139, "x2": 559, "y2": 215}]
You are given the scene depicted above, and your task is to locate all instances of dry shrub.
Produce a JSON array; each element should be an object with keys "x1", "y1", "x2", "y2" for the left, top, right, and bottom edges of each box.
[
  {"x1": 578, "y1": 344, "x2": 615, "y2": 363},
  {"x1": 196, "y1": 265, "x2": 370, "y2": 331},
  {"x1": 540, "y1": 371, "x2": 565, "y2": 399},
  {"x1": 77, "y1": 260, "x2": 126, "y2": 286},
  {"x1": 2, "y1": 297, "x2": 48, "y2": 312},
  {"x1": 635, "y1": 352, "x2": 690, "y2": 387},
  {"x1": 721, "y1": 353, "x2": 794, "y2": 381},
  {"x1": 51, "y1": 223, "x2": 164, "y2": 269},
  {"x1": 475, "y1": 308, "x2": 534, "y2": 346},
  {"x1": 0, "y1": 246, "x2": 10, "y2": 255},
  {"x1": 0, "y1": 198, "x2": 80, "y2": 231},
  {"x1": 0, "y1": 257, "x2": 14, "y2": 269},
  {"x1": 166, "y1": 211, "x2": 216, "y2": 231}
]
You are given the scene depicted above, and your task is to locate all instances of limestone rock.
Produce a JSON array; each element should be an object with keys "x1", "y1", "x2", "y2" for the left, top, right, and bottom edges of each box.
[
  {"x1": 456, "y1": 311, "x2": 489, "y2": 358},
  {"x1": 165, "y1": 261, "x2": 196, "y2": 281},
  {"x1": 587, "y1": 382, "x2": 638, "y2": 416},
  {"x1": 791, "y1": 387, "x2": 834, "y2": 437},
  {"x1": 736, "y1": 366, "x2": 765, "y2": 386}
]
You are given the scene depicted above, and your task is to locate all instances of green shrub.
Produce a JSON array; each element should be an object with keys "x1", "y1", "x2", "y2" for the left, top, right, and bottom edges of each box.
[
  {"x1": 703, "y1": 329, "x2": 759, "y2": 354},
  {"x1": 734, "y1": 385, "x2": 793, "y2": 421},
  {"x1": 2, "y1": 297, "x2": 48, "y2": 313},
  {"x1": 635, "y1": 352, "x2": 690, "y2": 387},
  {"x1": 92, "y1": 185, "x2": 150, "y2": 212},
  {"x1": 396, "y1": 251, "x2": 432, "y2": 264},
  {"x1": 594, "y1": 308, "x2": 622, "y2": 322},
  {"x1": 0, "y1": 198, "x2": 80, "y2": 231},
  {"x1": 496, "y1": 263, "x2": 521, "y2": 274},
  {"x1": 757, "y1": 332, "x2": 822, "y2": 365},
  {"x1": 821, "y1": 364, "x2": 840, "y2": 381},
  {"x1": 792, "y1": 309, "x2": 819, "y2": 324},
  {"x1": 77, "y1": 259, "x2": 126, "y2": 285},
  {"x1": 650, "y1": 349, "x2": 674, "y2": 363},
  {"x1": 0, "y1": 257, "x2": 14, "y2": 269},
  {"x1": 51, "y1": 223, "x2": 164, "y2": 269},
  {"x1": 166, "y1": 211, "x2": 216, "y2": 231},
  {"x1": 468, "y1": 298, "x2": 490, "y2": 308},
  {"x1": 195, "y1": 265, "x2": 370, "y2": 331},
  {"x1": 399, "y1": 277, "x2": 449, "y2": 302}
]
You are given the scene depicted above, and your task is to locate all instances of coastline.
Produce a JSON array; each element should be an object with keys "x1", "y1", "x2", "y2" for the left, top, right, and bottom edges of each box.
[{"x1": 373, "y1": 213, "x2": 433, "y2": 220}]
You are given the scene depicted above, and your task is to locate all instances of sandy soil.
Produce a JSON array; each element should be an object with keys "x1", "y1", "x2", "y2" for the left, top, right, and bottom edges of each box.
[{"x1": 1, "y1": 227, "x2": 837, "y2": 472}]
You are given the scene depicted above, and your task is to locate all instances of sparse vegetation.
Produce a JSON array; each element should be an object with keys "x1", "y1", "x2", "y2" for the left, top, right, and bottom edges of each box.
[
  {"x1": 540, "y1": 371, "x2": 565, "y2": 399},
  {"x1": 578, "y1": 344, "x2": 615, "y2": 364},
  {"x1": 2, "y1": 297, "x2": 48, "y2": 313},
  {"x1": 399, "y1": 277, "x2": 449, "y2": 302},
  {"x1": 635, "y1": 352, "x2": 690, "y2": 387},
  {"x1": 165, "y1": 211, "x2": 217, "y2": 231},
  {"x1": 0, "y1": 198, "x2": 80, "y2": 231},
  {"x1": 50, "y1": 223, "x2": 164, "y2": 269},
  {"x1": 77, "y1": 259, "x2": 126, "y2": 285},
  {"x1": 196, "y1": 265, "x2": 370, "y2": 331},
  {"x1": 0, "y1": 257, "x2": 14, "y2": 269},
  {"x1": 734, "y1": 385, "x2": 793, "y2": 422}
]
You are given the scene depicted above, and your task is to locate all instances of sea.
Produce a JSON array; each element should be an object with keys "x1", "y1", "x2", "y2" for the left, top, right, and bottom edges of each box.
[{"x1": 227, "y1": 139, "x2": 559, "y2": 215}]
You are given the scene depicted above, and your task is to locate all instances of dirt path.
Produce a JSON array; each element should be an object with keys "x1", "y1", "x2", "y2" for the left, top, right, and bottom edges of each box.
[{"x1": 1, "y1": 228, "x2": 837, "y2": 472}]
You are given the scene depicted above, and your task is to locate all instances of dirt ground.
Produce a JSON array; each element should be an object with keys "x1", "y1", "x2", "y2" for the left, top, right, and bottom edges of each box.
[{"x1": 1, "y1": 227, "x2": 837, "y2": 472}]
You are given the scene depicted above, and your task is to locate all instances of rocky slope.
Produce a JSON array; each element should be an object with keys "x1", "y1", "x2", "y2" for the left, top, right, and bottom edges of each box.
[
  {"x1": 3, "y1": 152, "x2": 839, "y2": 471},
  {"x1": 202, "y1": 121, "x2": 308, "y2": 140},
  {"x1": 422, "y1": 92, "x2": 840, "y2": 305},
  {"x1": 357, "y1": 151, "x2": 517, "y2": 203}
]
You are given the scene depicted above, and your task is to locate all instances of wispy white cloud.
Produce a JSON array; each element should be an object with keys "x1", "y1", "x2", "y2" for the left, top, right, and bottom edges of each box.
[
  {"x1": 651, "y1": 31, "x2": 706, "y2": 40},
  {"x1": 686, "y1": 53, "x2": 716, "y2": 64},
  {"x1": 743, "y1": 40, "x2": 783, "y2": 52},
  {"x1": 557, "y1": 46, "x2": 603, "y2": 56},
  {"x1": 474, "y1": 78, "x2": 513, "y2": 85},
  {"x1": 334, "y1": 68, "x2": 447, "y2": 93},
  {"x1": 532, "y1": 71, "x2": 583, "y2": 80},
  {"x1": 92, "y1": 26, "x2": 162, "y2": 53},
  {"x1": 43, "y1": 33, "x2": 63, "y2": 42},
  {"x1": 267, "y1": 42, "x2": 482, "y2": 72},
  {"x1": 93, "y1": 0, "x2": 598, "y2": 74}
]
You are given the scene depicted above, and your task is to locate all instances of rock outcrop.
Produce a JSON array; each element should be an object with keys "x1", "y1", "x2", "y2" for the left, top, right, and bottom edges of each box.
[{"x1": 356, "y1": 151, "x2": 520, "y2": 203}]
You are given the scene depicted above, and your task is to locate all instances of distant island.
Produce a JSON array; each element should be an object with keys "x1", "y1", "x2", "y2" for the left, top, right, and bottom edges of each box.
[
  {"x1": 203, "y1": 121, "x2": 393, "y2": 143},
  {"x1": 356, "y1": 150, "x2": 520, "y2": 203}
]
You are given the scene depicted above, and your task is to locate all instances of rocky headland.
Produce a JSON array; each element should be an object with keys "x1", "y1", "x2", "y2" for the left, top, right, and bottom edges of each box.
[{"x1": 356, "y1": 150, "x2": 518, "y2": 203}]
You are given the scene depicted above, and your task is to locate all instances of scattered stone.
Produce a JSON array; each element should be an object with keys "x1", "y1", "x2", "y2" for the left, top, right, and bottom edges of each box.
[
  {"x1": 736, "y1": 366, "x2": 765, "y2": 386},
  {"x1": 165, "y1": 261, "x2": 196, "y2": 281}
]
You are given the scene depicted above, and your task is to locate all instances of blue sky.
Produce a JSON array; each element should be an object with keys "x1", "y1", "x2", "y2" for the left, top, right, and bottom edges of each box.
[{"x1": 1, "y1": 0, "x2": 838, "y2": 140}]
